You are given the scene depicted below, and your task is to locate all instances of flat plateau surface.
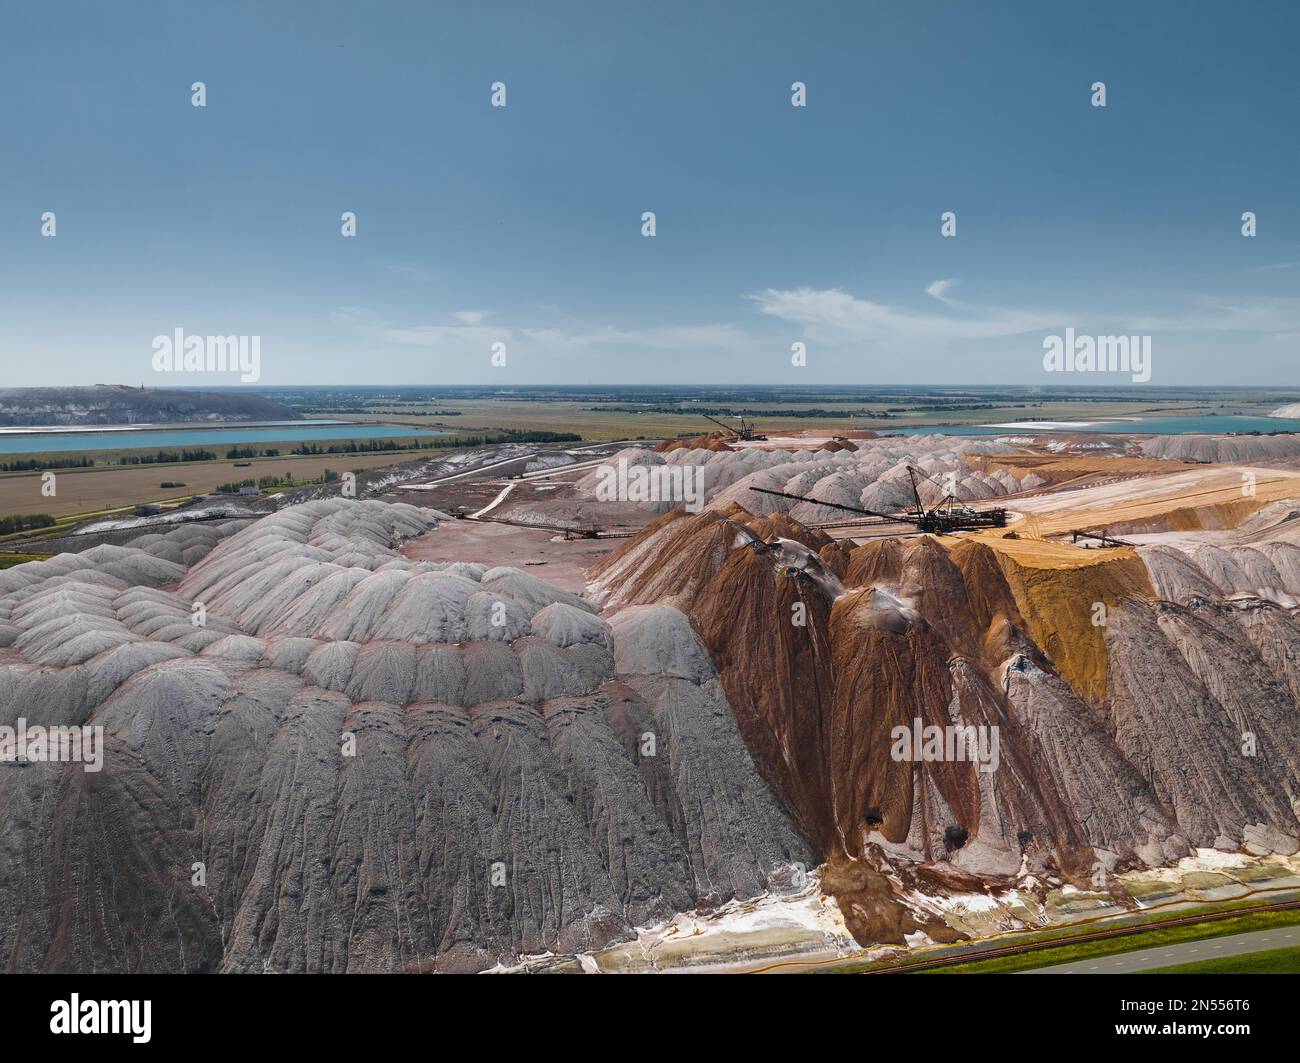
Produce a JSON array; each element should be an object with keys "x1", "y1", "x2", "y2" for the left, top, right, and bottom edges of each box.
[
  {"x1": 400, "y1": 519, "x2": 616, "y2": 593},
  {"x1": 1009, "y1": 465, "x2": 1300, "y2": 536}
]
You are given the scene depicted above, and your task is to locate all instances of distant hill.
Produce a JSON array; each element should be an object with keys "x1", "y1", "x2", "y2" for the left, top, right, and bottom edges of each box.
[{"x1": 0, "y1": 385, "x2": 301, "y2": 426}]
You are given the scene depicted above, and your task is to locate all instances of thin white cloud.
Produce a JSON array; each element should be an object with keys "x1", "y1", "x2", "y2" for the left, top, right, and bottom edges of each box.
[
  {"x1": 330, "y1": 307, "x2": 378, "y2": 326},
  {"x1": 335, "y1": 309, "x2": 747, "y2": 357},
  {"x1": 748, "y1": 284, "x2": 1057, "y2": 340},
  {"x1": 378, "y1": 323, "x2": 510, "y2": 346},
  {"x1": 378, "y1": 261, "x2": 437, "y2": 283},
  {"x1": 519, "y1": 323, "x2": 747, "y2": 350},
  {"x1": 1127, "y1": 295, "x2": 1300, "y2": 334},
  {"x1": 925, "y1": 278, "x2": 957, "y2": 303},
  {"x1": 750, "y1": 283, "x2": 1300, "y2": 343}
]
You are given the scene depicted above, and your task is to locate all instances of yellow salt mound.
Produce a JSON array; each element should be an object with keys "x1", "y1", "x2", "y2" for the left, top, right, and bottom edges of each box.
[{"x1": 970, "y1": 535, "x2": 1153, "y2": 705}]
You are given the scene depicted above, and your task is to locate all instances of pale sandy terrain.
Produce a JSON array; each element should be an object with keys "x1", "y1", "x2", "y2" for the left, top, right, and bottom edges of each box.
[
  {"x1": 728, "y1": 434, "x2": 853, "y2": 451},
  {"x1": 399, "y1": 519, "x2": 617, "y2": 593},
  {"x1": 967, "y1": 531, "x2": 1141, "y2": 570},
  {"x1": 1005, "y1": 465, "x2": 1300, "y2": 536}
]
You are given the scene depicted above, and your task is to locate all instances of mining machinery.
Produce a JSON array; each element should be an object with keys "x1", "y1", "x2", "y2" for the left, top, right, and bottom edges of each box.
[
  {"x1": 903, "y1": 465, "x2": 1007, "y2": 532},
  {"x1": 748, "y1": 464, "x2": 1007, "y2": 535},
  {"x1": 702, "y1": 413, "x2": 767, "y2": 442},
  {"x1": 1070, "y1": 529, "x2": 1133, "y2": 548}
]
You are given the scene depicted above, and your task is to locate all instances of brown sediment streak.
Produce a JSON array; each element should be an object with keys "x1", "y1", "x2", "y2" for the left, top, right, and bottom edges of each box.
[
  {"x1": 690, "y1": 539, "x2": 838, "y2": 852},
  {"x1": 603, "y1": 508, "x2": 1088, "y2": 869},
  {"x1": 842, "y1": 536, "x2": 906, "y2": 588},
  {"x1": 652, "y1": 431, "x2": 735, "y2": 454},
  {"x1": 827, "y1": 586, "x2": 963, "y2": 852}
]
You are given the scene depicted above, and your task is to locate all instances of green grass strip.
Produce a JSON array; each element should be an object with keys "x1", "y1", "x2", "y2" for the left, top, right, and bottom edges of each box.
[{"x1": 913, "y1": 909, "x2": 1300, "y2": 974}]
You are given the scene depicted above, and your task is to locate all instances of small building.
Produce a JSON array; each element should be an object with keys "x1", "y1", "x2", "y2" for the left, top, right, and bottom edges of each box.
[{"x1": 238, "y1": 485, "x2": 261, "y2": 497}]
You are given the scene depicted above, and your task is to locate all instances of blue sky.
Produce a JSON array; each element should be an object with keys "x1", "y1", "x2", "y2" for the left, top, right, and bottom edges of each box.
[{"x1": 2, "y1": 0, "x2": 1297, "y2": 387}]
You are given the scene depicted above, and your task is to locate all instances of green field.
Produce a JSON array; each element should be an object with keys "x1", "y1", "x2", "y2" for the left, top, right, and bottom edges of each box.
[
  {"x1": 911, "y1": 909, "x2": 1300, "y2": 975},
  {"x1": 0, "y1": 429, "x2": 578, "y2": 522},
  {"x1": 336, "y1": 397, "x2": 1254, "y2": 441},
  {"x1": 812, "y1": 892, "x2": 1300, "y2": 975},
  {"x1": 299, "y1": 389, "x2": 1296, "y2": 442},
  {"x1": 0, "y1": 551, "x2": 52, "y2": 569}
]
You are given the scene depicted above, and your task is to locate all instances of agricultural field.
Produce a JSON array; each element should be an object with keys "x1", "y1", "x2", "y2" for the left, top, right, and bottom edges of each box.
[
  {"x1": 0, "y1": 450, "x2": 430, "y2": 521},
  {"x1": 330, "y1": 395, "x2": 1254, "y2": 440}
]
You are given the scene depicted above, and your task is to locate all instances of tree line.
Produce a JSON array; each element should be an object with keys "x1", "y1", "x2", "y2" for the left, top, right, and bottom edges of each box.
[{"x1": 0, "y1": 513, "x2": 57, "y2": 535}]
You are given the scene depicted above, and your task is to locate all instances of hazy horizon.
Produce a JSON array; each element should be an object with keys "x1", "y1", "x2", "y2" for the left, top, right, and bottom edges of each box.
[{"x1": 11, "y1": 382, "x2": 1297, "y2": 394}]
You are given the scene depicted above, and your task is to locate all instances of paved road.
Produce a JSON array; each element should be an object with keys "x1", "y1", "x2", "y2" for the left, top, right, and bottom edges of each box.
[{"x1": 1024, "y1": 926, "x2": 1300, "y2": 974}]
